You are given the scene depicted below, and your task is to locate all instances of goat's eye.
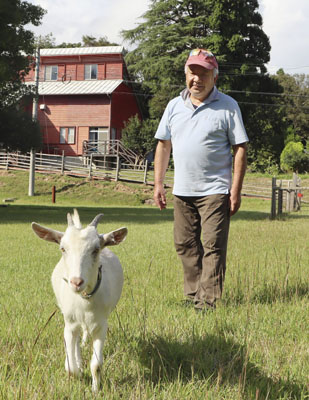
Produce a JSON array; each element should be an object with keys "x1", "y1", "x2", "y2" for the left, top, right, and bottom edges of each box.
[{"x1": 60, "y1": 247, "x2": 66, "y2": 253}]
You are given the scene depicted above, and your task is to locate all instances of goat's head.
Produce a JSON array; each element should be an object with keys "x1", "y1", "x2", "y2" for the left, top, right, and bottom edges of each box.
[{"x1": 32, "y1": 209, "x2": 127, "y2": 294}]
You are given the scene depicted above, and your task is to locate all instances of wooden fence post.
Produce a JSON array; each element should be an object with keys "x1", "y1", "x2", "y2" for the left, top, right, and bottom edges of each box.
[
  {"x1": 88, "y1": 153, "x2": 93, "y2": 178},
  {"x1": 293, "y1": 173, "x2": 300, "y2": 211},
  {"x1": 61, "y1": 151, "x2": 65, "y2": 175},
  {"x1": 5, "y1": 151, "x2": 9, "y2": 171},
  {"x1": 271, "y1": 177, "x2": 277, "y2": 219},
  {"x1": 115, "y1": 156, "x2": 120, "y2": 182},
  {"x1": 143, "y1": 160, "x2": 149, "y2": 184},
  {"x1": 278, "y1": 187, "x2": 283, "y2": 216}
]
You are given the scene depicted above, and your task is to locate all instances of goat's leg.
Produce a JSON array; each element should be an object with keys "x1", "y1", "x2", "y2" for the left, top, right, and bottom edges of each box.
[
  {"x1": 75, "y1": 334, "x2": 83, "y2": 372},
  {"x1": 90, "y1": 323, "x2": 108, "y2": 393},
  {"x1": 64, "y1": 324, "x2": 81, "y2": 377},
  {"x1": 81, "y1": 325, "x2": 88, "y2": 347}
]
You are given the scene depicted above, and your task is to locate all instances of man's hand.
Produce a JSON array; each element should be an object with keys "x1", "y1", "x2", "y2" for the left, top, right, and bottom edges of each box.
[
  {"x1": 229, "y1": 190, "x2": 241, "y2": 216},
  {"x1": 230, "y1": 143, "x2": 247, "y2": 216},
  {"x1": 154, "y1": 183, "x2": 167, "y2": 210},
  {"x1": 153, "y1": 140, "x2": 172, "y2": 210}
]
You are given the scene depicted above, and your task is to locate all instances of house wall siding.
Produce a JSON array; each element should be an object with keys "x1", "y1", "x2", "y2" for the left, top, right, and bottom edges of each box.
[
  {"x1": 106, "y1": 63, "x2": 122, "y2": 80},
  {"x1": 38, "y1": 95, "x2": 111, "y2": 156},
  {"x1": 110, "y1": 83, "x2": 141, "y2": 139}
]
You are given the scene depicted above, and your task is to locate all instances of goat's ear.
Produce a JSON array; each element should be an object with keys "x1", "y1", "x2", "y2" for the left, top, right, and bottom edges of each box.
[
  {"x1": 99, "y1": 227, "x2": 128, "y2": 247},
  {"x1": 31, "y1": 222, "x2": 63, "y2": 244}
]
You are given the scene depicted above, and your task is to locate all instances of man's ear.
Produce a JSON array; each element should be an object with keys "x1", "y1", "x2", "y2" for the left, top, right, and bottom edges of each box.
[
  {"x1": 31, "y1": 222, "x2": 63, "y2": 244},
  {"x1": 99, "y1": 227, "x2": 128, "y2": 248}
]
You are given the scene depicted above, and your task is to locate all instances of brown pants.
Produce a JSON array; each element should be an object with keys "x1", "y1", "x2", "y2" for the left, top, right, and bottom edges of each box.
[{"x1": 173, "y1": 194, "x2": 230, "y2": 309}]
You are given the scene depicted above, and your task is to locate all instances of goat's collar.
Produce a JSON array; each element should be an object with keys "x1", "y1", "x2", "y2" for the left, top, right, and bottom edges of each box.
[
  {"x1": 81, "y1": 265, "x2": 102, "y2": 299},
  {"x1": 63, "y1": 265, "x2": 102, "y2": 300}
]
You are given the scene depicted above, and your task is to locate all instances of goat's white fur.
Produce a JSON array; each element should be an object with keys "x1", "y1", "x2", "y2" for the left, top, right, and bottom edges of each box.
[{"x1": 31, "y1": 210, "x2": 127, "y2": 393}]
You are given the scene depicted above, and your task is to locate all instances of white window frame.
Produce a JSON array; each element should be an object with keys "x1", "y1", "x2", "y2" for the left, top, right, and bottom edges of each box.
[
  {"x1": 85, "y1": 64, "x2": 98, "y2": 80},
  {"x1": 60, "y1": 127, "x2": 66, "y2": 144},
  {"x1": 45, "y1": 65, "x2": 58, "y2": 81},
  {"x1": 67, "y1": 127, "x2": 75, "y2": 144},
  {"x1": 59, "y1": 127, "x2": 75, "y2": 144}
]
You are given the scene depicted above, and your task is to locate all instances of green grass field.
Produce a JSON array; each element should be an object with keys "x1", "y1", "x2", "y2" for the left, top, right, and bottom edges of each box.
[{"x1": 0, "y1": 171, "x2": 308, "y2": 399}]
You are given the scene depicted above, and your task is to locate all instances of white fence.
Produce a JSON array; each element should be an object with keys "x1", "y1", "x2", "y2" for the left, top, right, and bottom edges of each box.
[
  {"x1": 0, "y1": 151, "x2": 174, "y2": 187},
  {"x1": 1, "y1": 151, "x2": 307, "y2": 213}
]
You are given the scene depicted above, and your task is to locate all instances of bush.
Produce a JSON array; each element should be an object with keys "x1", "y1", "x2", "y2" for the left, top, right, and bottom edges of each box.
[
  {"x1": 280, "y1": 141, "x2": 309, "y2": 173},
  {"x1": 121, "y1": 115, "x2": 158, "y2": 157}
]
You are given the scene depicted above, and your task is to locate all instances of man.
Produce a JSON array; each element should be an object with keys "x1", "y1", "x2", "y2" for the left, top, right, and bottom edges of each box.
[{"x1": 153, "y1": 49, "x2": 248, "y2": 311}]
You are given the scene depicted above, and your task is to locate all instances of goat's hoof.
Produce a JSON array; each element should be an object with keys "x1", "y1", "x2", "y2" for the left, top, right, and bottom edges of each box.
[
  {"x1": 66, "y1": 367, "x2": 82, "y2": 378},
  {"x1": 92, "y1": 383, "x2": 99, "y2": 394}
]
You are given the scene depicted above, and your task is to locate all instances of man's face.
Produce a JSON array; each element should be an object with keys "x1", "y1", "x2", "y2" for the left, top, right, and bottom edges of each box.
[{"x1": 186, "y1": 64, "x2": 216, "y2": 102}]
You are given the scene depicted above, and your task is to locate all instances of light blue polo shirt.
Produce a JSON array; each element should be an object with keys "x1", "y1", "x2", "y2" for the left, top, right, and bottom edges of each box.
[{"x1": 155, "y1": 87, "x2": 249, "y2": 196}]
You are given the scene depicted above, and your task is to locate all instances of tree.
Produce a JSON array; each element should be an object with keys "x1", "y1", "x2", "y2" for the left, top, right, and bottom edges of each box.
[
  {"x1": 122, "y1": 0, "x2": 286, "y2": 167},
  {"x1": 0, "y1": 102, "x2": 42, "y2": 152},
  {"x1": 280, "y1": 141, "x2": 309, "y2": 173},
  {"x1": 121, "y1": 115, "x2": 158, "y2": 158},
  {"x1": 274, "y1": 70, "x2": 309, "y2": 145},
  {"x1": 34, "y1": 33, "x2": 57, "y2": 48},
  {"x1": 0, "y1": 0, "x2": 45, "y2": 151},
  {"x1": 56, "y1": 35, "x2": 119, "y2": 48}
]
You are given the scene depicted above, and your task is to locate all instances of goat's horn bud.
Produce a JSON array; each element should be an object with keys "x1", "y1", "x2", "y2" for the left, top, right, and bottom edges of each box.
[{"x1": 89, "y1": 213, "x2": 104, "y2": 228}]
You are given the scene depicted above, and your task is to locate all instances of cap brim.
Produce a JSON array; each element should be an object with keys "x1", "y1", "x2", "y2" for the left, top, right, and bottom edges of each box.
[
  {"x1": 185, "y1": 59, "x2": 215, "y2": 70},
  {"x1": 186, "y1": 56, "x2": 218, "y2": 70}
]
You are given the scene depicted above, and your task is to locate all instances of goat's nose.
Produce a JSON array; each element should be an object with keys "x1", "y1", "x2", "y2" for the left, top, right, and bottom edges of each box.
[{"x1": 70, "y1": 277, "x2": 84, "y2": 288}]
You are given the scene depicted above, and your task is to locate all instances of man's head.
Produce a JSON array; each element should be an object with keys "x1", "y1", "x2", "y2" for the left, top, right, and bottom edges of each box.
[{"x1": 185, "y1": 49, "x2": 219, "y2": 103}]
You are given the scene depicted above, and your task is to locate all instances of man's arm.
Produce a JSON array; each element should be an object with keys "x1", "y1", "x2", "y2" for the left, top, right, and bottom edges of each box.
[
  {"x1": 230, "y1": 143, "x2": 247, "y2": 216},
  {"x1": 153, "y1": 139, "x2": 172, "y2": 210}
]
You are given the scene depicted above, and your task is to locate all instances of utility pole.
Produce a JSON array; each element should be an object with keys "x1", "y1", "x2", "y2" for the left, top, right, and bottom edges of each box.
[{"x1": 28, "y1": 47, "x2": 40, "y2": 196}]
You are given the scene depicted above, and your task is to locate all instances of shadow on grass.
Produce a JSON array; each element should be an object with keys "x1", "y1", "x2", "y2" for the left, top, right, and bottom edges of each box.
[
  {"x1": 0, "y1": 204, "x2": 293, "y2": 226},
  {"x1": 1, "y1": 205, "x2": 308, "y2": 229},
  {"x1": 34, "y1": 182, "x2": 89, "y2": 196},
  {"x1": 0, "y1": 204, "x2": 174, "y2": 225},
  {"x1": 137, "y1": 333, "x2": 304, "y2": 399}
]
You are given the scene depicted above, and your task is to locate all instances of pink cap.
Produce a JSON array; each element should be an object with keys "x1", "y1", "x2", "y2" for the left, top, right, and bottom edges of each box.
[{"x1": 185, "y1": 49, "x2": 218, "y2": 71}]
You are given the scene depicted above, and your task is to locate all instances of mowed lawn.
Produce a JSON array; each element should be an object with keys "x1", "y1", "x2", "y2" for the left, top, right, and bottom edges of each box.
[{"x1": 0, "y1": 173, "x2": 308, "y2": 399}]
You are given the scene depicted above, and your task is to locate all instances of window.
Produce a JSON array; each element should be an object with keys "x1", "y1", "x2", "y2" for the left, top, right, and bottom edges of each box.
[
  {"x1": 59, "y1": 127, "x2": 75, "y2": 144},
  {"x1": 60, "y1": 127, "x2": 66, "y2": 144},
  {"x1": 89, "y1": 127, "x2": 108, "y2": 141},
  {"x1": 89, "y1": 127, "x2": 109, "y2": 153},
  {"x1": 85, "y1": 64, "x2": 98, "y2": 80},
  {"x1": 45, "y1": 65, "x2": 58, "y2": 81},
  {"x1": 67, "y1": 127, "x2": 75, "y2": 144}
]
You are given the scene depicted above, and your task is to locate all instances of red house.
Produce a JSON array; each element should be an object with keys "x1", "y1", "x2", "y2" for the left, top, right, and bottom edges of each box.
[{"x1": 25, "y1": 46, "x2": 142, "y2": 156}]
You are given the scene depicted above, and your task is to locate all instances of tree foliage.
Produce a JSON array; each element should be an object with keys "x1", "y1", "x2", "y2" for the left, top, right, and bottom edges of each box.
[
  {"x1": 0, "y1": 103, "x2": 42, "y2": 152},
  {"x1": 35, "y1": 34, "x2": 120, "y2": 49},
  {"x1": 122, "y1": 0, "x2": 286, "y2": 168},
  {"x1": 0, "y1": 0, "x2": 45, "y2": 151},
  {"x1": 280, "y1": 141, "x2": 309, "y2": 173},
  {"x1": 121, "y1": 115, "x2": 158, "y2": 157},
  {"x1": 274, "y1": 70, "x2": 309, "y2": 145}
]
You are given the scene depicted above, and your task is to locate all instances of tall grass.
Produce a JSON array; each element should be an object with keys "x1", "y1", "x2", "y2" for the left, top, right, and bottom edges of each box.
[{"x1": 0, "y1": 173, "x2": 308, "y2": 399}]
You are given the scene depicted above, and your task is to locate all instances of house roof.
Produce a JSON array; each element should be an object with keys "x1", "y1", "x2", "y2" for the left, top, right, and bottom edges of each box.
[
  {"x1": 40, "y1": 46, "x2": 124, "y2": 57},
  {"x1": 26, "y1": 80, "x2": 123, "y2": 95}
]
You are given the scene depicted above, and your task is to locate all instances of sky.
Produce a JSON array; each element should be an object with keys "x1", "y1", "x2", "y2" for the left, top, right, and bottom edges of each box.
[{"x1": 27, "y1": 0, "x2": 309, "y2": 75}]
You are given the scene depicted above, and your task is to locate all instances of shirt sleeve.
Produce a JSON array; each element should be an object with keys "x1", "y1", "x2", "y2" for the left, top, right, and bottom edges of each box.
[
  {"x1": 227, "y1": 101, "x2": 249, "y2": 145},
  {"x1": 154, "y1": 103, "x2": 172, "y2": 140}
]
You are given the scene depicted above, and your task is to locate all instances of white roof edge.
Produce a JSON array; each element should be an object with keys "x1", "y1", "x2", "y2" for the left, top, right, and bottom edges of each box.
[
  {"x1": 40, "y1": 46, "x2": 124, "y2": 57},
  {"x1": 25, "y1": 79, "x2": 124, "y2": 95}
]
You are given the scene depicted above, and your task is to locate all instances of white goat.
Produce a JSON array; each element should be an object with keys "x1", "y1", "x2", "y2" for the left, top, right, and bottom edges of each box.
[{"x1": 31, "y1": 209, "x2": 127, "y2": 393}]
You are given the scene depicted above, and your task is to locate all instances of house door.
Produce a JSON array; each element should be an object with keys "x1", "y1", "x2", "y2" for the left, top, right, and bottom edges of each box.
[{"x1": 89, "y1": 127, "x2": 109, "y2": 153}]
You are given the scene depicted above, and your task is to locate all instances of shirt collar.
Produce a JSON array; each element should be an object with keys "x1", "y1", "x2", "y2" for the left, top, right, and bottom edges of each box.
[{"x1": 181, "y1": 86, "x2": 219, "y2": 110}]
